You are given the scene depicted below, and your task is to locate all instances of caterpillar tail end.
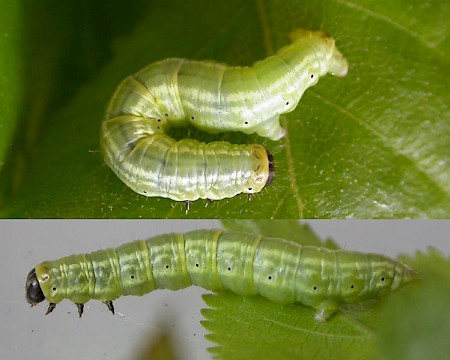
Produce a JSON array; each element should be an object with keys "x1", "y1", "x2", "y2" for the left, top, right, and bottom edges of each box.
[
  {"x1": 329, "y1": 47, "x2": 348, "y2": 78},
  {"x1": 288, "y1": 28, "x2": 348, "y2": 78},
  {"x1": 392, "y1": 262, "x2": 418, "y2": 291}
]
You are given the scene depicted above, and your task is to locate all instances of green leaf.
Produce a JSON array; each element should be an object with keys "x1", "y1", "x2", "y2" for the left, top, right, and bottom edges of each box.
[
  {"x1": 202, "y1": 292, "x2": 376, "y2": 360},
  {"x1": 200, "y1": 223, "x2": 449, "y2": 360},
  {"x1": 0, "y1": 1, "x2": 24, "y2": 169},
  {"x1": 1, "y1": 0, "x2": 449, "y2": 218},
  {"x1": 401, "y1": 246, "x2": 450, "y2": 278},
  {"x1": 376, "y1": 249, "x2": 450, "y2": 360}
]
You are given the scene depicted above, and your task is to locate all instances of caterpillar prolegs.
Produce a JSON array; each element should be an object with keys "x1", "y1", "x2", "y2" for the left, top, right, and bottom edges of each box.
[
  {"x1": 100, "y1": 29, "x2": 348, "y2": 203},
  {"x1": 26, "y1": 229, "x2": 415, "y2": 322}
]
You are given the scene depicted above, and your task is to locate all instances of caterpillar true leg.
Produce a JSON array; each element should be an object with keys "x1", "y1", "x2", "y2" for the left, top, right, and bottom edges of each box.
[
  {"x1": 45, "y1": 303, "x2": 56, "y2": 315},
  {"x1": 76, "y1": 304, "x2": 84, "y2": 318},
  {"x1": 103, "y1": 301, "x2": 115, "y2": 315}
]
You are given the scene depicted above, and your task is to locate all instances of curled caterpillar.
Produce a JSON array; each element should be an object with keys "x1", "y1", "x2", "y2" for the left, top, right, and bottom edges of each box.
[
  {"x1": 100, "y1": 29, "x2": 348, "y2": 203},
  {"x1": 26, "y1": 229, "x2": 415, "y2": 322}
]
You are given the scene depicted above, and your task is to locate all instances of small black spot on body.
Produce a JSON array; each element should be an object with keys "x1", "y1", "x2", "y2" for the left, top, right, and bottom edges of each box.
[
  {"x1": 131, "y1": 275, "x2": 135, "y2": 279},
  {"x1": 166, "y1": 265, "x2": 170, "y2": 269},
  {"x1": 351, "y1": 285, "x2": 354, "y2": 289},
  {"x1": 52, "y1": 287, "x2": 56, "y2": 291},
  {"x1": 313, "y1": 286, "x2": 317, "y2": 290},
  {"x1": 227, "y1": 267, "x2": 231, "y2": 271},
  {"x1": 248, "y1": 187, "x2": 253, "y2": 191},
  {"x1": 381, "y1": 277, "x2": 385, "y2": 281},
  {"x1": 190, "y1": 115, "x2": 195, "y2": 120},
  {"x1": 310, "y1": 74, "x2": 314, "y2": 78},
  {"x1": 195, "y1": 264, "x2": 199, "y2": 267},
  {"x1": 268, "y1": 276, "x2": 272, "y2": 280},
  {"x1": 285, "y1": 101, "x2": 289, "y2": 105}
]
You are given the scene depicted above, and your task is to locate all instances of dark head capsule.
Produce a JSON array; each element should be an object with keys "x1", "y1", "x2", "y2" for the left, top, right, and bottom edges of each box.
[{"x1": 25, "y1": 268, "x2": 45, "y2": 305}]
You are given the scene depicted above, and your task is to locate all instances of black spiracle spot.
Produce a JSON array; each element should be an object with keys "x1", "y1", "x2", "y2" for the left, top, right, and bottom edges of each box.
[
  {"x1": 268, "y1": 276, "x2": 272, "y2": 280},
  {"x1": 381, "y1": 277, "x2": 385, "y2": 282},
  {"x1": 195, "y1": 264, "x2": 199, "y2": 267},
  {"x1": 350, "y1": 284, "x2": 354, "y2": 289},
  {"x1": 313, "y1": 286, "x2": 317, "y2": 291},
  {"x1": 285, "y1": 101, "x2": 290, "y2": 106},
  {"x1": 52, "y1": 287, "x2": 56, "y2": 291},
  {"x1": 131, "y1": 275, "x2": 135, "y2": 279},
  {"x1": 227, "y1": 267, "x2": 231, "y2": 271},
  {"x1": 310, "y1": 74, "x2": 314, "y2": 79},
  {"x1": 165, "y1": 265, "x2": 170, "y2": 269}
]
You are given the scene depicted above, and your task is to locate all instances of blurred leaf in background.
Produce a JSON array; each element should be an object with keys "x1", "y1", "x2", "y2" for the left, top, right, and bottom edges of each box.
[
  {"x1": 134, "y1": 329, "x2": 180, "y2": 360},
  {"x1": 0, "y1": 1, "x2": 24, "y2": 170},
  {"x1": 378, "y1": 247, "x2": 450, "y2": 360},
  {"x1": 0, "y1": 0, "x2": 449, "y2": 218}
]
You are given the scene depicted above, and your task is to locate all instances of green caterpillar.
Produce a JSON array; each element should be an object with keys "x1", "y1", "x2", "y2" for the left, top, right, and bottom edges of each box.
[
  {"x1": 26, "y1": 229, "x2": 415, "y2": 322},
  {"x1": 100, "y1": 29, "x2": 348, "y2": 204}
]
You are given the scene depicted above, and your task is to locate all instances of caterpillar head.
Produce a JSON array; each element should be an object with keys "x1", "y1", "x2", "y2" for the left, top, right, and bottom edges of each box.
[
  {"x1": 25, "y1": 268, "x2": 45, "y2": 306},
  {"x1": 266, "y1": 152, "x2": 275, "y2": 186}
]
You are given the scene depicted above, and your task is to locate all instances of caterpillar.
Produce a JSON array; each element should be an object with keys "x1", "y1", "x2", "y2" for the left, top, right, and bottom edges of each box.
[
  {"x1": 25, "y1": 229, "x2": 415, "y2": 322},
  {"x1": 100, "y1": 29, "x2": 348, "y2": 204}
]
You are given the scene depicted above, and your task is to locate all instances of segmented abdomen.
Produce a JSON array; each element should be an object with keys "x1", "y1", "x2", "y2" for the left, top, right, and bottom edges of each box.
[
  {"x1": 31, "y1": 230, "x2": 415, "y2": 321},
  {"x1": 101, "y1": 125, "x2": 270, "y2": 201}
]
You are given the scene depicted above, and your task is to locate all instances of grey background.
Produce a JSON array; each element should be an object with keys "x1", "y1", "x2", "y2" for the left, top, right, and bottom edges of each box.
[{"x1": 1, "y1": 220, "x2": 449, "y2": 360}]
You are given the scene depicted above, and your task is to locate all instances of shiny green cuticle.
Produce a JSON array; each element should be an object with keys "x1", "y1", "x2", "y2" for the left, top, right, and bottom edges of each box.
[{"x1": 100, "y1": 29, "x2": 348, "y2": 202}]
